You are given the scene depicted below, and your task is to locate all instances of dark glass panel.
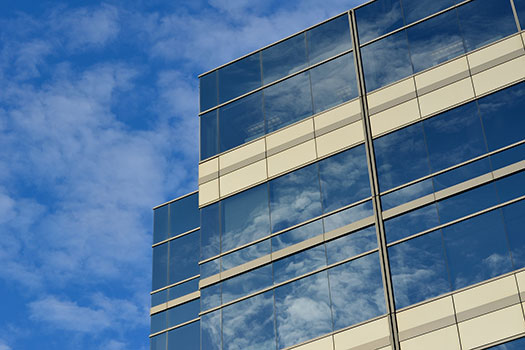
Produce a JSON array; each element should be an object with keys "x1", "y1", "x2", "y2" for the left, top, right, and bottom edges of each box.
[
  {"x1": 326, "y1": 225, "x2": 377, "y2": 265},
  {"x1": 361, "y1": 30, "x2": 413, "y2": 92},
  {"x1": 432, "y1": 158, "x2": 491, "y2": 192},
  {"x1": 503, "y1": 200, "x2": 525, "y2": 269},
  {"x1": 151, "y1": 289, "x2": 168, "y2": 308},
  {"x1": 406, "y1": 9, "x2": 464, "y2": 73},
  {"x1": 494, "y1": 171, "x2": 525, "y2": 203},
  {"x1": 201, "y1": 283, "x2": 221, "y2": 311},
  {"x1": 269, "y1": 164, "x2": 322, "y2": 233},
  {"x1": 218, "y1": 52, "x2": 261, "y2": 104},
  {"x1": 168, "y1": 278, "x2": 199, "y2": 301},
  {"x1": 457, "y1": 0, "x2": 517, "y2": 52},
  {"x1": 272, "y1": 219, "x2": 323, "y2": 251},
  {"x1": 374, "y1": 122, "x2": 430, "y2": 192},
  {"x1": 275, "y1": 271, "x2": 333, "y2": 349},
  {"x1": 150, "y1": 332, "x2": 167, "y2": 350},
  {"x1": 152, "y1": 243, "x2": 168, "y2": 291},
  {"x1": 355, "y1": 0, "x2": 404, "y2": 44},
  {"x1": 310, "y1": 54, "x2": 358, "y2": 114},
  {"x1": 219, "y1": 91, "x2": 264, "y2": 152},
  {"x1": 167, "y1": 299, "x2": 200, "y2": 328},
  {"x1": 389, "y1": 230, "x2": 451, "y2": 309},
  {"x1": 262, "y1": 33, "x2": 307, "y2": 84},
  {"x1": 222, "y1": 264, "x2": 273, "y2": 304},
  {"x1": 169, "y1": 231, "x2": 199, "y2": 284},
  {"x1": 490, "y1": 144, "x2": 525, "y2": 171},
  {"x1": 201, "y1": 203, "x2": 220, "y2": 260},
  {"x1": 487, "y1": 336, "x2": 525, "y2": 349},
  {"x1": 200, "y1": 258, "x2": 220, "y2": 279},
  {"x1": 329, "y1": 252, "x2": 386, "y2": 330},
  {"x1": 273, "y1": 245, "x2": 327, "y2": 284},
  {"x1": 153, "y1": 204, "x2": 169, "y2": 244},
  {"x1": 384, "y1": 203, "x2": 440, "y2": 243},
  {"x1": 167, "y1": 321, "x2": 199, "y2": 350},
  {"x1": 323, "y1": 200, "x2": 374, "y2": 233},
  {"x1": 401, "y1": 0, "x2": 456, "y2": 24},
  {"x1": 169, "y1": 193, "x2": 199, "y2": 237},
  {"x1": 222, "y1": 291, "x2": 277, "y2": 350},
  {"x1": 221, "y1": 184, "x2": 270, "y2": 252},
  {"x1": 221, "y1": 239, "x2": 271, "y2": 271},
  {"x1": 381, "y1": 178, "x2": 434, "y2": 210},
  {"x1": 201, "y1": 310, "x2": 221, "y2": 350},
  {"x1": 318, "y1": 145, "x2": 370, "y2": 213},
  {"x1": 307, "y1": 14, "x2": 352, "y2": 65},
  {"x1": 265, "y1": 72, "x2": 313, "y2": 133},
  {"x1": 200, "y1": 71, "x2": 217, "y2": 112},
  {"x1": 200, "y1": 110, "x2": 218, "y2": 160},
  {"x1": 151, "y1": 310, "x2": 167, "y2": 334},
  {"x1": 516, "y1": 0, "x2": 525, "y2": 29}
]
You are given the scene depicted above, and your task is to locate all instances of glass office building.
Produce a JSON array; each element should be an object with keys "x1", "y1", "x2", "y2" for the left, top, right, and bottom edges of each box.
[{"x1": 151, "y1": 0, "x2": 525, "y2": 349}]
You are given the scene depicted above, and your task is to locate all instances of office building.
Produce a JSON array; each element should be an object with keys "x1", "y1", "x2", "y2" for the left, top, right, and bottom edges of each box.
[{"x1": 150, "y1": 0, "x2": 525, "y2": 349}]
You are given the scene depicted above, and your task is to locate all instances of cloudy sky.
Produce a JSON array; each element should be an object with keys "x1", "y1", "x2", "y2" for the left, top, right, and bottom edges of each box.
[{"x1": 0, "y1": 0, "x2": 365, "y2": 349}]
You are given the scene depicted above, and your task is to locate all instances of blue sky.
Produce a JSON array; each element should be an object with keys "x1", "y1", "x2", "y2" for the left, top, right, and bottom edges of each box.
[{"x1": 0, "y1": 1, "x2": 365, "y2": 349}]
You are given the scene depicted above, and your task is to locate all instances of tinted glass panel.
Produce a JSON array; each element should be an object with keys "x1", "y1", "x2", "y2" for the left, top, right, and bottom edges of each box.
[
  {"x1": 151, "y1": 310, "x2": 167, "y2": 334},
  {"x1": 356, "y1": 0, "x2": 404, "y2": 44},
  {"x1": 200, "y1": 71, "x2": 217, "y2": 112},
  {"x1": 222, "y1": 264, "x2": 273, "y2": 304},
  {"x1": 169, "y1": 278, "x2": 199, "y2": 301},
  {"x1": 381, "y1": 178, "x2": 434, "y2": 210},
  {"x1": 169, "y1": 193, "x2": 199, "y2": 236},
  {"x1": 153, "y1": 243, "x2": 168, "y2": 291},
  {"x1": 325, "y1": 225, "x2": 377, "y2": 264},
  {"x1": 218, "y1": 53, "x2": 261, "y2": 104},
  {"x1": 488, "y1": 336, "x2": 525, "y2": 349},
  {"x1": 151, "y1": 289, "x2": 168, "y2": 308},
  {"x1": 200, "y1": 110, "x2": 218, "y2": 160},
  {"x1": 151, "y1": 333, "x2": 167, "y2": 350},
  {"x1": 169, "y1": 231, "x2": 199, "y2": 284},
  {"x1": 307, "y1": 14, "x2": 352, "y2": 65},
  {"x1": 221, "y1": 239, "x2": 271, "y2": 271},
  {"x1": 432, "y1": 158, "x2": 491, "y2": 192},
  {"x1": 265, "y1": 72, "x2": 313, "y2": 133},
  {"x1": 490, "y1": 144, "x2": 525, "y2": 170},
  {"x1": 201, "y1": 203, "x2": 220, "y2": 260},
  {"x1": 323, "y1": 200, "x2": 374, "y2": 232},
  {"x1": 494, "y1": 171, "x2": 525, "y2": 203},
  {"x1": 402, "y1": 0, "x2": 456, "y2": 24},
  {"x1": 262, "y1": 33, "x2": 307, "y2": 84},
  {"x1": 154, "y1": 204, "x2": 169, "y2": 244},
  {"x1": 168, "y1": 321, "x2": 199, "y2": 350},
  {"x1": 503, "y1": 200, "x2": 525, "y2": 269},
  {"x1": 201, "y1": 282, "x2": 221, "y2": 311},
  {"x1": 167, "y1": 299, "x2": 199, "y2": 328},
  {"x1": 272, "y1": 219, "x2": 323, "y2": 251},
  {"x1": 200, "y1": 258, "x2": 220, "y2": 279},
  {"x1": 201, "y1": 311, "x2": 221, "y2": 350},
  {"x1": 517, "y1": 0, "x2": 525, "y2": 29},
  {"x1": 384, "y1": 203, "x2": 440, "y2": 243},
  {"x1": 273, "y1": 244, "x2": 327, "y2": 284}
]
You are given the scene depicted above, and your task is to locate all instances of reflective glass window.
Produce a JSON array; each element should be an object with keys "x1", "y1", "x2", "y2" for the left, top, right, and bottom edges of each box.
[
  {"x1": 221, "y1": 264, "x2": 273, "y2": 304},
  {"x1": 503, "y1": 200, "x2": 525, "y2": 269},
  {"x1": 154, "y1": 204, "x2": 169, "y2": 244},
  {"x1": 200, "y1": 258, "x2": 220, "y2": 279},
  {"x1": 325, "y1": 225, "x2": 377, "y2": 265},
  {"x1": 329, "y1": 252, "x2": 386, "y2": 330},
  {"x1": 169, "y1": 193, "x2": 199, "y2": 236},
  {"x1": 200, "y1": 110, "x2": 218, "y2": 160},
  {"x1": 273, "y1": 244, "x2": 327, "y2": 284},
  {"x1": 384, "y1": 203, "x2": 440, "y2": 243},
  {"x1": 222, "y1": 291, "x2": 276, "y2": 350},
  {"x1": 169, "y1": 231, "x2": 199, "y2": 284},
  {"x1": 221, "y1": 239, "x2": 271, "y2": 271},
  {"x1": 167, "y1": 299, "x2": 199, "y2": 328},
  {"x1": 401, "y1": 0, "x2": 456, "y2": 25},
  {"x1": 221, "y1": 184, "x2": 270, "y2": 252},
  {"x1": 219, "y1": 91, "x2": 264, "y2": 153},
  {"x1": 218, "y1": 52, "x2": 261, "y2": 104},
  {"x1": 307, "y1": 14, "x2": 352, "y2": 65},
  {"x1": 310, "y1": 53, "x2": 358, "y2": 114},
  {"x1": 516, "y1": 0, "x2": 525, "y2": 29},
  {"x1": 443, "y1": 209, "x2": 513, "y2": 289},
  {"x1": 151, "y1": 289, "x2": 168, "y2": 308},
  {"x1": 323, "y1": 200, "x2": 374, "y2": 232},
  {"x1": 150, "y1": 332, "x2": 167, "y2": 350},
  {"x1": 432, "y1": 158, "x2": 491, "y2": 192},
  {"x1": 275, "y1": 271, "x2": 333, "y2": 349},
  {"x1": 200, "y1": 71, "x2": 217, "y2": 112},
  {"x1": 356, "y1": 0, "x2": 404, "y2": 44},
  {"x1": 168, "y1": 321, "x2": 199, "y2": 350},
  {"x1": 169, "y1": 278, "x2": 199, "y2": 301},
  {"x1": 406, "y1": 9, "x2": 464, "y2": 73},
  {"x1": 272, "y1": 219, "x2": 323, "y2": 251},
  {"x1": 151, "y1": 310, "x2": 167, "y2": 334},
  {"x1": 153, "y1": 243, "x2": 168, "y2": 291},
  {"x1": 490, "y1": 144, "x2": 525, "y2": 170},
  {"x1": 269, "y1": 164, "x2": 322, "y2": 233},
  {"x1": 487, "y1": 336, "x2": 525, "y2": 349},
  {"x1": 389, "y1": 230, "x2": 450, "y2": 309},
  {"x1": 201, "y1": 310, "x2": 221, "y2": 350},
  {"x1": 262, "y1": 33, "x2": 307, "y2": 84},
  {"x1": 494, "y1": 171, "x2": 525, "y2": 203},
  {"x1": 319, "y1": 145, "x2": 370, "y2": 213},
  {"x1": 381, "y1": 178, "x2": 434, "y2": 210},
  {"x1": 201, "y1": 203, "x2": 220, "y2": 260},
  {"x1": 361, "y1": 30, "x2": 413, "y2": 92},
  {"x1": 457, "y1": 0, "x2": 517, "y2": 52},
  {"x1": 201, "y1": 283, "x2": 221, "y2": 311},
  {"x1": 264, "y1": 72, "x2": 313, "y2": 133}
]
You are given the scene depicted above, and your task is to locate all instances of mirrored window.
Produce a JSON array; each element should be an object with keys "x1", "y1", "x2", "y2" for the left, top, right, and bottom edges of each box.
[
  {"x1": 494, "y1": 171, "x2": 525, "y2": 203},
  {"x1": 262, "y1": 33, "x2": 307, "y2": 84},
  {"x1": 384, "y1": 203, "x2": 440, "y2": 243},
  {"x1": 490, "y1": 144, "x2": 525, "y2": 170},
  {"x1": 201, "y1": 203, "x2": 220, "y2": 260},
  {"x1": 201, "y1": 283, "x2": 221, "y2": 311},
  {"x1": 401, "y1": 0, "x2": 456, "y2": 25},
  {"x1": 151, "y1": 310, "x2": 168, "y2": 334},
  {"x1": 432, "y1": 158, "x2": 491, "y2": 192},
  {"x1": 167, "y1": 299, "x2": 199, "y2": 328},
  {"x1": 154, "y1": 205, "x2": 169, "y2": 244},
  {"x1": 200, "y1": 258, "x2": 220, "y2": 279},
  {"x1": 221, "y1": 264, "x2": 273, "y2": 304},
  {"x1": 151, "y1": 332, "x2": 167, "y2": 350},
  {"x1": 325, "y1": 225, "x2": 377, "y2": 265},
  {"x1": 168, "y1": 321, "x2": 199, "y2": 350},
  {"x1": 201, "y1": 310, "x2": 221, "y2": 350},
  {"x1": 307, "y1": 14, "x2": 352, "y2": 65},
  {"x1": 323, "y1": 200, "x2": 374, "y2": 232},
  {"x1": 151, "y1": 289, "x2": 168, "y2": 308},
  {"x1": 272, "y1": 219, "x2": 323, "y2": 251},
  {"x1": 503, "y1": 200, "x2": 525, "y2": 269},
  {"x1": 200, "y1": 110, "x2": 218, "y2": 160},
  {"x1": 356, "y1": 0, "x2": 404, "y2": 44},
  {"x1": 273, "y1": 245, "x2": 327, "y2": 284},
  {"x1": 153, "y1": 243, "x2": 168, "y2": 291},
  {"x1": 516, "y1": 0, "x2": 525, "y2": 29},
  {"x1": 169, "y1": 278, "x2": 199, "y2": 301},
  {"x1": 200, "y1": 71, "x2": 217, "y2": 112},
  {"x1": 221, "y1": 239, "x2": 271, "y2": 271},
  {"x1": 169, "y1": 231, "x2": 199, "y2": 284},
  {"x1": 218, "y1": 52, "x2": 261, "y2": 104},
  {"x1": 169, "y1": 193, "x2": 199, "y2": 236},
  {"x1": 381, "y1": 178, "x2": 434, "y2": 210}
]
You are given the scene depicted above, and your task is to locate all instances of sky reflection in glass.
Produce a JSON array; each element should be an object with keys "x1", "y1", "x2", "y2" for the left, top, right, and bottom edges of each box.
[
  {"x1": 221, "y1": 264, "x2": 273, "y2": 304},
  {"x1": 325, "y1": 225, "x2": 377, "y2": 265},
  {"x1": 503, "y1": 200, "x2": 525, "y2": 269},
  {"x1": 168, "y1": 321, "x2": 199, "y2": 350},
  {"x1": 200, "y1": 110, "x2": 218, "y2": 160},
  {"x1": 384, "y1": 203, "x2": 440, "y2": 243},
  {"x1": 401, "y1": 0, "x2": 456, "y2": 25},
  {"x1": 273, "y1": 245, "x2": 327, "y2": 284},
  {"x1": 199, "y1": 71, "x2": 217, "y2": 112},
  {"x1": 262, "y1": 33, "x2": 307, "y2": 85},
  {"x1": 356, "y1": 0, "x2": 404, "y2": 44},
  {"x1": 218, "y1": 52, "x2": 261, "y2": 104},
  {"x1": 272, "y1": 219, "x2": 323, "y2": 251},
  {"x1": 201, "y1": 311, "x2": 221, "y2": 350},
  {"x1": 307, "y1": 14, "x2": 352, "y2": 65}
]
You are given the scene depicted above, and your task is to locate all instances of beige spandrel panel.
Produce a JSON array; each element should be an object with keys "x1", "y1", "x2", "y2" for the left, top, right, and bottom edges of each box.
[
  {"x1": 314, "y1": 99, "x2": 361, "y2": 136},
  {"x1": 267, "y1": 139, "x2": 317, "y2": 178},
  {"x1": 468, "y1": 34, "x2": 525, "y2": 75},
  {"x1": 472, "y1": 56, "x2": 525, "y2": 96},
  {"x1": 418, "y1": 77, "x2": 474, "y2": 117},
  {"x1": 219, "y1": 138, "x2": 266, "y2": 176},
  {"x1": 415, "y1": 56, "x2": 470, "y2": 95},
  {"x1": 367, "y1": 77, "x2": 416, "y2": 115},
  {"x1": 219, "y1": 159, "x2": 267, "y2": 197},
  {"x1": 199, "y1": 178, "x2": 219, "y2": 207},
  {"x1": 291, "y1": 335, "x2": 334, "y2": 350},
  {"x1": 315, "y1": 121, "x2": 364, "y2": 158},
  {"x1": 199, "y1": 157, "x2": 219, "y2": 184},
  {"x1": 370, "y1": 98, "x2": 420, "y2": 137},
  {"x1": 266, "y1": 119, "x2": 315, "y2": 156},
  {"x1": 458, "y1": 304, "x2": 525, "y2": 350},
  {"x1": 333, "y1": 317, "x2": 390, "y2": 350},
  {"x1": 400, "y1": 325, "x2": 461, "y2": 350}
]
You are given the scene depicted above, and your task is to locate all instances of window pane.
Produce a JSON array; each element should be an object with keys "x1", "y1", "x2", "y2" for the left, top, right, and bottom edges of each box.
[
  {"x1": 490, "y1": 144, "x2": 525, "y2": 170},
  {"x1": 516, "y1": 0, "x2": 525, "y2": 29},
  {"x1": 151, "y1": 289, "x2": 168, "y2": 308},
  {"x1": 151, "y1": 332, "x2": 167, "y2": 350},
  {"x1": 151, "y1": 310, "x2": 167, "y2": 334},
  {"x1": 457, "y1": 0, "x2": 517, "y2": 52},
  {"x1": 356, "y1": 0, "x2": 404, "y2": 44},
  {"x1": 200, "y1": 258, "x2": 220, "y2": 279},
  {"x1": 168, "y1": 321, "x2": 199, "y2": 350},
  {"x1": 201, "y1": 310, "x2": 221, "y2": 350},
  {"x1": 406, "y1": 9, "x2": 464, "y2": 73},
  {"x1": 200, "y1": 71, "x2": 217, "y2": 112},
  {"x1": 384, "y1": 203, "x2": 440, "y2": 243},
  {"x1": 221, "y1": 239, "x2": 271, "y2": 271},
  {"x1": 269, "y1": 164, "x2": 322, "y2": 233},
  {"x1": 329, "y1": 252, "x2": 386, "y2": 330},
  {"x1": 153, "y1": 243, "x2": 168, "y2": 291},
  {"x1": 401, "y1": 0, "x2": 456, "y2": 25},
  {"x1": 201, "y1": 282, "x2": 221, "y2": 311},
  {"x1": 381, "y1": 178, "x2": 434, "y2": 210},
  {"x1": 169, "y1": 193, "x2": 199, "y2": 237},
  {"x1": 275, "y1": 271, "x2": 333, "y2": 349},
  {"x1": 432, "y1": 158, "x2": 491, "y2": 192},
  {"x1": 200, "y1": 110, "x2": 218, "y2": 160},
  {"x1": 154, "y1": 204, "x2": 169, "y2": 244},
  {"x1": 201, "y1": 203, "x2": 220, "y2": 260},
  {"x1": 503, "y1": 200, "x2": 525, "y2": 269},
  {"x1": 273, "y1": 245, "x2": 327, "y2": 284},
  {"x1": 323, "y1": 200, "x2": 374, "y2": 232},
  {"x1": 265, "y1": 72, "x2": 313, "y2": 133},
  {"x1": 307, "y1": 14, "x2": 352, "y2": 65},
  {"x1": 361, "y1": 30, "x2": 413, "y2": 92},
  {"x1": 325, "y1": 225, "x2": 378, "y2": 265},
  {"x1": 218, "y1": 52, "x2": 261, "y2": 104},
  {"x1": 222, "y1": 291, "x2": 276, "y2": 350},
  {"x1": 169, "y1": 278, "x2": 199, "y2": 301},
  {"x1": 272, "y1": 219, "x2": 323, "y2": 251},
  {"x1": 222, "y1": 264, "x2": 273, "y2": 304},
  {"x1": 169, "y1": 231, "x2": 199, "y2": 284},
  {"x1": 221, "y1": 184, "x2": 270, "y2": 252},
  {"x1": 494, "y1": 171, "x2": 525, "y2": 203},
  {"x1": 167, "y1": 299, "x2": 199, "y2": 328},
  {"x1": 262, "y1": 33, "x2": 307, "y2": 84}
]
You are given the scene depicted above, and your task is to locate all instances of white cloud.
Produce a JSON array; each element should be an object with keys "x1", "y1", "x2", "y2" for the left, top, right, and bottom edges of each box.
[{"x1": 0, "y1": 340, "x2": 11, "y2": 350}]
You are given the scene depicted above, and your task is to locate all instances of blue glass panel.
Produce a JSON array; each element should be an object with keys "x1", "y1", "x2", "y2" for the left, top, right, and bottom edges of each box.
[
  {"x1": 326, "y1": 225, "x2": 377, "y2": 265},
  {"x1": 275, "y1": 271, "x2": 333, "y2": 349},
  {"x1": 168, "y1": 321, "x2": 199, "y2": 350},
  {"x1": 307, "y1": 14, "x2": 352, "y2": 65},
  {"x1": 200, "y1": 110, "x2": 218, "y2": 160},
  {"x1": 384, "y1": 203, "x2": 440, "y2": 243},
  {"x1": 262, "y1": 33, "x2": 307, "y2": 84},
  {"x1": 153, "y1": 243, "x2": 168, "y2": 291},
  {"x1": 323, "y1": 201, "x2": 374, "y2": 232},
  {"x1": 218, "y1": 52, "x2": 261, "y2": 104},
  {"x1": 406, "y1": 9, "x2": 464, "y2": 73},
  {"x1": 221, "y1": 239, "x2": 271, "y2": 271},
  {"x1": 167, "y1": 299, "x2": 200, "y2": 328},
  {"x1": 151, "y1": 310, "x2": 167, "y2": 334},
  {"x1": 381, "y1": 178, "x2": 434, "y2": 210},
  {"x1": 265, "y1": 72, "x2": 313, "y2": 133},
  {"x1": 374, "y1": 122, "x2": 429, "y2": 192},
  {"x1": 389, "y1": 230, "x2": 450, "y2": 309},
  {"x1": 329, "y1": 252, "x2": 386, "y2": 330},
  {"x1": 356, "y1": 0, "x2": 404, "y2": 44},
  {"x1": 503, "y1": 200, "x2": 525, "y2": 269},
  {"x1": 401, "y1": 0, "x2": 456, "y2": 25},
  {"x1": 487, "y1": 336, "x2": 525, "y2": 349},
  {"x1": 200, "y1": 71, "x2": 217, "y2": 112},
  {"x1": 310, "y1": 54, "x2": 358, "y2": 114},
  {"x1": 457, "y1": 0, "x2": 517, "y2": 52},
  {"x1": 490, "y1": 144, "x2": 525, "y2": 170},
  {"x1": 516, "y1": 0, "x2": 525, "y2": 29},
  {"x1": 169, "y1": 231, "x2": 199, "y2": 284},
  {"x1": 222, "y1": 291, "x2": 276, "y2": 350},
  {"x1": 478, "y1": 82, "x2": 525, "y2": 151},
  {"x1": 151, "y1": 332, "x2": 167, "y2": 350},
  {"x1": 219, "y1": 91, "x2": 264, "y2": 152},
  {"x1": 361, "y1": 30, "x2": 413, "y2": 92},
  {"x1": 319, "y1": 145, "x2": 370, "y2": 213},
  {"x1": 154, "y1": 204, "x2": 169, "y2": 244},
  {"x1": 443, "y1": 209, "x2": 513, "y2": 289},
  {"x1": 272, "y1": 219, "x2": 324, "y2": 251},
  {"x1": 169, "y1": 193, "x2": 199, "y2": 237},
  {"x1": 169, "y1": 278, "x2": 199, "y2": 301},
  {"x1": 273, "y1": 245, "x2": 327, "y2": 284},
  {"x1": 152, "y1": 289, "x2": 168, "y2": 308},
  {"x1": 201, "y1": 282, "x2": 221, "y2": 311},
  {"x1": 269, "y1": 164, "x2": 322, "y2": 233},
  {"x1": 201, "y1": 310, "x2": 221, "y2": 350},
  {"x1": 432, "y1": 158, "x2": 491, "y2": 192},
  {"x1": 222, "y1": 264, "x2": 273, "y2": 304},
  {"x1": 201, "y1": 203, "x2": 220, "y2": 260},
  {"x1": 494, "y1": 171, "x2": 525, "y2": 203},
  {"x1": 221, "y1": 184, "x2": 270, "y2": 252},
  {"x1": 200, "y1": 258, "x2": 220, "y2": 280}
]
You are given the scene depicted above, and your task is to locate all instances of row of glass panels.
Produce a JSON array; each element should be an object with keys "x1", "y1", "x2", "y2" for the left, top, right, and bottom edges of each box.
[{"x1": 153, "y1": 192, "x2": 199, "y2": 244}]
